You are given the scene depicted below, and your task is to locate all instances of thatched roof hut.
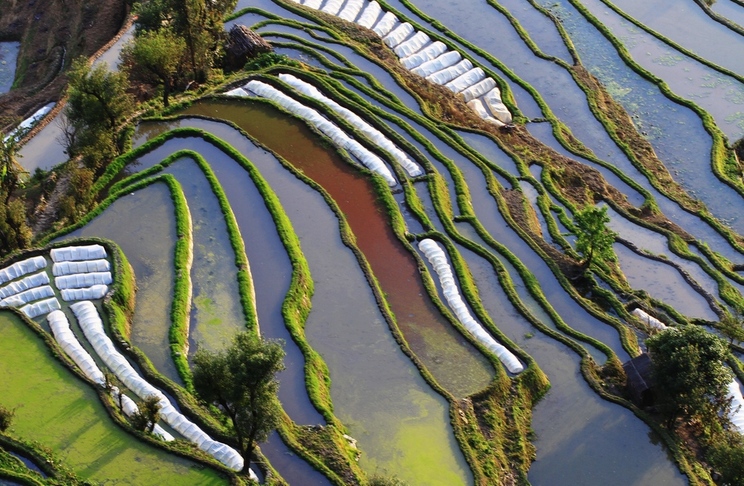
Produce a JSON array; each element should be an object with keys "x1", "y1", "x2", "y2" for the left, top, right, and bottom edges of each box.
[
  {"x1": 225, "y1": 25, "x2": 273, "y2": 70},
  {"x1": 623, "y1": 352, "x2": 656, "y2": 408}
]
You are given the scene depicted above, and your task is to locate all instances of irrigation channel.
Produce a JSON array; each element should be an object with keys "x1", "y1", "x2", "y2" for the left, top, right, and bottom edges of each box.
[{"x1": 4, "y1": 0, "x2": 744, "y2": 483}]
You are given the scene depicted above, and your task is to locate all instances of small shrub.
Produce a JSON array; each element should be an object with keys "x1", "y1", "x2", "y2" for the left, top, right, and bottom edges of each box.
[
  {"x1": 0, "y1": 404, "x2": 16, "y2": 432},
  {"x1": 368, "y1": 476, "x2": 408, "y2": 486}
]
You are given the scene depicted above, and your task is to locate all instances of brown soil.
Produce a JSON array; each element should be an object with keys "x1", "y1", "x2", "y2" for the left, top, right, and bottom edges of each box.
[{"x1": 0, "y1": 0, "x2": 129, "y2": 132}]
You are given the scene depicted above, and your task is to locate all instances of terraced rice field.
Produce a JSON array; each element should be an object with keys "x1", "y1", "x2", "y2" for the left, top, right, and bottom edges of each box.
[{"x1": 5, "y1": 0, "x2": 744, "y2": 484}]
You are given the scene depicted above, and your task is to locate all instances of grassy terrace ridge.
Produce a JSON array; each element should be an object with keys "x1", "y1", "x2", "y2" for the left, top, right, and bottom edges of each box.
[{"x1": 0, "y1": 309, "x2": 232, "y2": 485}]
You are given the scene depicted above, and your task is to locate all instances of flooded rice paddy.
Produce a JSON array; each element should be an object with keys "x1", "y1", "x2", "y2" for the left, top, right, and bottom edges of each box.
[{"x1": 7, "y1": 0, "x2": 744, "y2": 483}]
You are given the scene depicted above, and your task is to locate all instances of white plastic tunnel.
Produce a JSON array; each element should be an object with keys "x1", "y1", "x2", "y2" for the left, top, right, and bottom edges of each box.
[{"x1": 418, "y1": 239, "x2": 524, "y2": 373}]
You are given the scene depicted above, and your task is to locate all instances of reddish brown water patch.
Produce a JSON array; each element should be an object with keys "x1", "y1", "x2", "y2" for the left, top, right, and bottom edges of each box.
[{"x1": 181, "y1": 98, "x2": 493, "y2": 396}]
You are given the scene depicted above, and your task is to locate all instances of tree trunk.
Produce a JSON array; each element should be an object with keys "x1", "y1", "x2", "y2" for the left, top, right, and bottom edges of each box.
[{"x1": 163, "y1": 79, "x2": 170, "y2": 108}]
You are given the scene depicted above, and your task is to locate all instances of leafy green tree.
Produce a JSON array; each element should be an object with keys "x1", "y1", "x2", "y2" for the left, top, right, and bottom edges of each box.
[
  {"x1": 707, "y1": 431, "x2": 744, "y2": 485},
  {"x1": 64, "y1": 57, "x2": 133, "y2": 169},
  {"x1": 647, "y1": 326, "x2": 732, "y2": 427},
  {"x1": 573, "y1": 205, "x2": 616, "y2": 271},
  {"x1": 130, "y1": 395, "x2": 162, "y2": 434},
  {"x1": 0, "y1": 194, "x2": 32, "y2": 257},
  {"x1": 121, "y1": 29, "x2": 186, "y2": 107},
  {"x1": 719, "y1": 311, "x2": 744, "y2": 345},
  {"x1": 193, "y1": 331, "x2": 284, "y2": 471},
  {"x1": 134, "y1": 0, "x2": 235, "y2": 81},
  {"x1": 0, "y1": 137, "x2": 22, "y2": 203}
]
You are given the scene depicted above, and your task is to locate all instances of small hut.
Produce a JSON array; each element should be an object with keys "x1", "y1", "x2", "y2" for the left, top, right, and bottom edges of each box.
[
  {"x1": 623, "y1": 352, "x2": 656, "y2": 408},
  {"x1": 225, "y1": 25, "x2": 273, "y2": 70}
]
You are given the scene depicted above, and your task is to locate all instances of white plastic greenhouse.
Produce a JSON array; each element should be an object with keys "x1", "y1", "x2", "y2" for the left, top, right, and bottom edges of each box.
[
  {"x1": 383, "y1": 22, "x2": 414, "y2": 49},
  {"x1": 483, "y1": 88, "x2": 512, "y2": 124},
  {"x1": 53, "y1": 259, "x2": 110, "y2": 276},
  {"x1": 0, "y1": 285, "x2": 55, "y2": 308},
  {"x1": 224, "y1": 87, "x2": 250, "y2": 97},
  {"x1": 71, "y1": 301, "x2": 244, "y2": 471},
  {"x1": 61, "y1": 285, "x2": 109, "y2": 302},
  {"x1": 51, "y1": 244, "x2": 107, "y2": 262},
  {"x1": 55, "y1": 272, "x2": 113, "y2": 289},
  {"x1": 290, "y1": 0, "x2": 514, "y2": 125},
  {"x1": 302, "y1": 0, "x2": 323, "y2": 9},
  {"x1": 320, "y1": 0, "x2": 344, "y2": 16},
  {"x1": 393, "y1": 31, "x2": 429, "y2": 58},
  {"x1": 278, "y1": 73, "x2": 423, "y2": 177},
  {"x1": 48, "y1": 310, "x2": 106, "y2": 386},
  {"x1": 338, "y1": 0, "x2": 365, "y2": 22},
  {"x1": 444, "y1": 68, "x2": 486, "y2": 94},
  {"x1": 244, "y1": 80, "x2": 398, "y2": 186},
  {"x1": 411, "y1": 51, "x2": 461, "y2": 77},
  {"x1": 631, "y1": 308, "x2": 666, "y2": 331},
  {"x1": 0, "y1": 256, "x2": 47, "y2": 285},
  {"x1": 418, "y1": 239, "x2": 524, "y2": 374},
  {"x1": 356, "y1": 1, "x2": 381, "y2": 28},
  {"x1": 372, "y1": 12, "x2": 399, "y2": 37},
  {"x1": 0, "y1": 271, "x2": 50, "y2": 299},
  {"x1": 426, "y1": 60, "x2": 473, "y2": 86},
  {"x1": 467, "y1": 99, "x2": 504, "y2": 126},
  {"x1": 400, "y1": 41, "x2": 448, "y2": 70},
  {"x1": 460, "y1": 78, "x2": 496, "y2": 103},
  {"x1": 21, "y1": 297, "x2": 60, "y2": 318}
]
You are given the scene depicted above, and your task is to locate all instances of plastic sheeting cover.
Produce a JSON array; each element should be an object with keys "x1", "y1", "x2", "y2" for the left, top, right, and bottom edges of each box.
[
  {"x1": 21, "y1": 297, "x2": 60, "y2": 318},
  {"x1": 444, "y1": 68, "x2": 485, "y2": 94},
  {"x1": 411, "y1": 51, "x2": 461, "y2": 77},
  {"x1": 320, "y1": 0, "x2": 344, "y2": 15},
  {"x1": 278, "y1": 73, "x2": 423, "y2": 177},
  {"x1": 53, "y1": 259, "x2": 110, "y2": 276},
  {"x1": 356, "y1": 0, "x2": 381, "y2": 28},
  {"x1": 5, "y1": 103, "x2": 55, "y2": 142},
  {"x1": 51, "y1": 245, "x2": 107, "y2": 262},
  {"x1": 55, "y1": 272, "x2": 113, "y2": 289},
  {"x1": 383, "y1": 22, "x2": 414, "y2": 49},
  {"x1": 393, "y1": 31, "x2": 430, "y2": 58},
  {"x1": 224, "y1": 87, "x2": 250, "y2": 97},
  {"x1": 483, "y1": 88, "x2": 512, "y2": 124},
  {"x1": 418, "y1": 239, "x2": 524, "y2": 373},
  {"x1": 727, "y1": 380, "x2": 744, "y2": 434},
  {"x1": 426, "y1": 59, "x2": 473, "y2": 86},
  {"x1": 115, "y1": 391, "x2": 175, "y2": 441},
  {"x1": 460, "y1": 78, "x2": 496, "y2": 103},
  {"x1": 400, "y1": 41, "x2": 448, "y2": 70},
  {"x1": 70, "y1": 301, "x2": 244, "y2": 471},
  {"x1": 372, "y1": 11, "x2": 399, "y2": 37},
  {"x1": 631, "y1": 308, "x2": 667, "y2": 331},
  {"x1": 302, "y1": 0, "x2": 323, "y2": 8},
  {"x1": 244, "y1": 80, "x2": 398, "y2": 186},
  {"x1": 61, "y1": 285, "x2": 109, "y2": 302},
  {"x1": 339, "y1": 0, "x2": 365, "y2": 21},
  {"x1": 467, "y1": 99, "x2": 504, "y2": 126},
  {"x1": 48, "y1": 310, "x2": 106, "y2": 386},
  {"x1": 0, "y1": 271, "x2": 50, "y2": 299},
  {"x1": 0, "y1": 285, "x2": 55, "y2": 308},
  {"x1": 0, "y1": 256, "x2": 47, "y2": 286}
]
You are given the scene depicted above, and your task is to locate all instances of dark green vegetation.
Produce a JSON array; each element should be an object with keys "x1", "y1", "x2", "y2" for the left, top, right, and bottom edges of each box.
[
  {"x1": 648, "y1": 327, "x2": 732, "y2": 428},
  {"x1": 573, "y1": 205, "x2": 617, "y2": 272},
  {"x1": 194, "y1": 331, "x2": 285, "y2": 472}
]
